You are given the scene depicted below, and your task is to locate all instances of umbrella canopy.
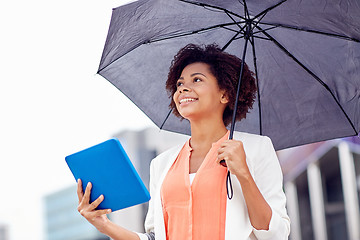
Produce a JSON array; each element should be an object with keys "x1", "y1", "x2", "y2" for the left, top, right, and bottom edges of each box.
[{"x1": 98, "y1": 0, "x2": 360, "y2": 150}]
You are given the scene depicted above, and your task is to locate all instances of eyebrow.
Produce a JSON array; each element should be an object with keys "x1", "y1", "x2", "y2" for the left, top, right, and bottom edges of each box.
[{"x1": 178, "y1": 72, "x2": 207, "y2": 80}]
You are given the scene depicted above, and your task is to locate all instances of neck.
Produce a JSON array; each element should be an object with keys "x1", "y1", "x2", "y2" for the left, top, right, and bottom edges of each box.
[{"x1": 189, "y1": 117, "x2": 228, "y2": 151}]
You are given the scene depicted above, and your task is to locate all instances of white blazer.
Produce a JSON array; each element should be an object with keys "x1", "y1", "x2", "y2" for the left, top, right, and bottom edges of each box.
[{"x1": 137, "y1": 132, "x2": 290, "y2": 240}]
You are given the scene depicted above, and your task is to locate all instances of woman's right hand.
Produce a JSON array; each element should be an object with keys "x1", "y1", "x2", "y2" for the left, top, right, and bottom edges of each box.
[{"x1": 77, "y1": 179, "x2": 112, "y2": 233}]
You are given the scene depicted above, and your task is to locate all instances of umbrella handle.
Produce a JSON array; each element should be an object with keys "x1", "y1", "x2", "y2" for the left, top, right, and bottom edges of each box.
[{"x1": 220, "y1": 161, "x2": 233, "y2": 199}]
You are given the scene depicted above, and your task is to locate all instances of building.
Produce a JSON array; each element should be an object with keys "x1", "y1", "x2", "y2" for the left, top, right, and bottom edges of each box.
[
  {"x1": 44, "y1": 186, "x2": 109, "y2": 240},
  {"x1": 279, "y1": 137, "x2": 360, "y2": 240},
  {"x1": 0, "y1": 222, "x2": 9, "y2": 240}
]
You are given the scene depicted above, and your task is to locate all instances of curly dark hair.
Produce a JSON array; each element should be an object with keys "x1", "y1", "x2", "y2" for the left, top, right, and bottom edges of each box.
[{"x1": 166, "y1": 44, "x2": 257, "y2": 126}]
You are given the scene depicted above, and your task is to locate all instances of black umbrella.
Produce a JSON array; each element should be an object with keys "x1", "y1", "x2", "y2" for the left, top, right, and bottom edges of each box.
[{"x1": 98, "y1": 0, "x2": 360, "y2": 151}]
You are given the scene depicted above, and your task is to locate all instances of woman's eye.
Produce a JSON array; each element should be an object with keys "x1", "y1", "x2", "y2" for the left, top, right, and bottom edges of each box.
[
  {"x1": 194, "y1": 78, "x2": 201, "y2": 82},
  {"x1": 176, "y1": 81, "x2": 183, "y2": 87}
]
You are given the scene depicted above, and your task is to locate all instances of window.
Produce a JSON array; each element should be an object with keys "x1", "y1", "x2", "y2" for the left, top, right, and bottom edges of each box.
[
  {"x1": 319, "y1": 147, "x2": 348, "y2": 240},
  {"x1": 353, "y1": 152, "x2": 360, "y2": 210},
  {"x1": 296, "y1": 171, "x2": 314, "y2": 240}
]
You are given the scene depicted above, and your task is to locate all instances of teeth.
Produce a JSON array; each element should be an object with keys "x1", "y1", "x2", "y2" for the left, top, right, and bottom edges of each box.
[{"x1": 180, "y1": 98, "x2": 196, "y2": 104}]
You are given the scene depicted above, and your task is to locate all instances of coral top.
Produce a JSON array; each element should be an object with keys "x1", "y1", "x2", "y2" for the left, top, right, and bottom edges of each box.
[{"x1": 161, "y1": 131, "x2": 229, "y2": 240}]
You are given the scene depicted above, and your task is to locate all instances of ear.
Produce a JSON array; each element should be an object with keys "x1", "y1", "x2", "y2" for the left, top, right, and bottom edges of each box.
[{"x1": 220, "y1": 92, "x2": 229, "y2": 104}]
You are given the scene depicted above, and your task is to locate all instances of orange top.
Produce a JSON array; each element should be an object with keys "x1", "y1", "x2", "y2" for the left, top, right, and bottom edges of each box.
[{"x1": 161, "y1": 131, "x2": 229, "y2": 240}]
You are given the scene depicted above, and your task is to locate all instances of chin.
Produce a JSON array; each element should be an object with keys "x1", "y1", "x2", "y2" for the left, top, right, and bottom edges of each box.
[
  {"x1": 179, "y1": 112, "x2": 204, "y2": 123},
  {"x1": 178, "y1": 110, "x2": 193, "y2": 119}
]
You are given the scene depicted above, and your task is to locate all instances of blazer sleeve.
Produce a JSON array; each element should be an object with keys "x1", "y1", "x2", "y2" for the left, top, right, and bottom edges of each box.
[
  {"x1": 251, "y1": 136, "x2": 291, "y2": 239},
  {"x1": 144, "y1": 159, "x2": 156, "y2": 233},
  {"x1": 135, "y1": 160, "x2": 156, "y2": 240}
]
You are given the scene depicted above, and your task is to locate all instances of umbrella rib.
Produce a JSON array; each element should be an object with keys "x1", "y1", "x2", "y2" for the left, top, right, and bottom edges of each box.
[
  {"x1": 221, "y1": 13, "x2": 248, "y2": 51},
  {"x1": 178, "y1": 0, "x2": 245, "y2": 20},
  {"x1": 160, "y1": 109, "x2": 173, "y2": 130},
  {"x1": 222, "y1": 10, "x2": 251, "y2": 49},
  {"x1": 222, "y1": 31, "x2": 243, "y2": 51},
  {"x1": 242, "y1": 0, "x2": 250, "y2": 20},
  {"x1": 250, "y1": 35, "x2": 263, "y2": 135},
  {"x1": 253, "y1": 0, "x2": 288, "y2": 20},
  {"x1": 234, "y1": 35, "x2": 246, "y2": 41},
  {"x1": 225, "y1": 10, "x2": 245, "y2": 31},
  {"x1": 99, "y1": 21, "x2": 244, "y2": 73},
  {"x1": 257, "y1": 25, "x2": 358, "y2": 135},
  {"x1": 252, "y1": 25, "x2": 279, "y2": 35},
  {"x1": 98, "y1": 41, "x2": 145, "y2": 73},
  {"x1": 251, "y1": 9, "x2": 269, "y2": 31},
  {"x1": 260, "y1": 22, "x2": 360, "y2": 42},
  {"x1": 147, "y1": 22, "x2": 243, "y2": 44},
  {"x1": 222, "y1": 25, "x2": 245, "y2": 33}
]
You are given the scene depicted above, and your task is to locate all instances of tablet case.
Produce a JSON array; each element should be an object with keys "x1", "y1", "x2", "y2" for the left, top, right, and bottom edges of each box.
[{"x1": 65, "y1": 138, "x2": 150, "y2": 211}]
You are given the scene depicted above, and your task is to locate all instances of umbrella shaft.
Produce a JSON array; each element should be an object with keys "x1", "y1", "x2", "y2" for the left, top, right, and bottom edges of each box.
[{"x1": 229, "y1": 36, "x2": 249, "y2": 140}]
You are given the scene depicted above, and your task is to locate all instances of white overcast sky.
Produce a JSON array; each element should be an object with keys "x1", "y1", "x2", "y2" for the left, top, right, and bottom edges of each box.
[{"x1": 0, "y1": 1, "x2": 155, "y2": 239}]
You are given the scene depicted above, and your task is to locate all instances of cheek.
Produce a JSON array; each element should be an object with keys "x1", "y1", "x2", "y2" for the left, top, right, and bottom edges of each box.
[
  {"x1": 173, "y1": 91, "x2": 177, "y2": 102},
  {"x1": 173, "y1": 92, "x2": 179, "y2": 106}
]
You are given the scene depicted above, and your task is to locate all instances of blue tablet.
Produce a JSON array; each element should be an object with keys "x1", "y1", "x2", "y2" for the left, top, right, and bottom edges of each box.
[{"x1": 65, "y1": 138, "x2": 150, "y2": 211}]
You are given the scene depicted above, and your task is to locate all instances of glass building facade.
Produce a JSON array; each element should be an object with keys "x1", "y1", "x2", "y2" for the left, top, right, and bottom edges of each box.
[
  {"x1": 44, "y1": 185, "x2": 109, "y2": 240},
  {"x1": 280, "y1": 138, "x2": 360, "y2": 240},
  {"x1": 0, "y1": 224, "x2": 9, "y2": 240}
]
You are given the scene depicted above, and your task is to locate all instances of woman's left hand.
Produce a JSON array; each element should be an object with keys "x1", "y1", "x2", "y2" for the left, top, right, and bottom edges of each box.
[{"x1": 217, "y1": 140, "x2": 250, "y2": 178}]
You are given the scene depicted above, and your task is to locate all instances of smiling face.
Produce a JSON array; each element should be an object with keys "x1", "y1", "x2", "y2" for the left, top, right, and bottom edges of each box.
[{"x1": 173, "y1": 62, "x2": 229, "y2": 122}]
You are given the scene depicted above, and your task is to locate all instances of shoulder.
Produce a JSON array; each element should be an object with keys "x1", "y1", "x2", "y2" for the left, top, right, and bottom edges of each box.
[
  {"x1": 233, "y1": 131, "x2": 272, "y2": 148},
  {"x1": 153, "y1": 144, "x2": 183, "y2": 160},
  {"x1": 150, "y1": 143, "x2": 184, "y2": 170},
  {"x1": 148, "y1": 143, "x2": 184, "y2": 184},
  {"x1": 232, "y1": 131, "x2": 275, "y2": 160}
]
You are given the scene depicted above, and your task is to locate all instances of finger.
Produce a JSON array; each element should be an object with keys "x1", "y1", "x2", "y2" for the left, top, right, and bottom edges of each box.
[
  {"x1": 89, "y1": 194, "x2": 105, "y2": 211},
  {"x1": 77, "y1": 179, "x2": 84, "y2": 203},
  {"x1": 217, "y1": 146, "x2": 225, "y2": 155},
  {"x1": 217, "y1": 153, "x2": 228, "y2": 164},
  {"x1": 219, "y1": 140, "x2": 236, "y2": 150},
  {"x1": 217, "y1": 143, "x2": 229, "y2": 155},
  {"x1": 220, "y1": 140, "x2": 231, "y2": 147},
  {"x1": 221, "y1": 139, "x2": 241, "y2": 149},
  {"x1": 82, "y1": 182, "x2": 92, "y2": 204},
  {"x1": 88, "y1": 208, "x2": 112, "y2": 219},
  {"x1": 95, "y1": 208, "x2": 112, "y2": 216}
]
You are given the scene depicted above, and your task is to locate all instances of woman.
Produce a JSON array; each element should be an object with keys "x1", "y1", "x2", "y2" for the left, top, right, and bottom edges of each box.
[{"x1": 77, "y1": 44, "x2": 290, "y2": 240}]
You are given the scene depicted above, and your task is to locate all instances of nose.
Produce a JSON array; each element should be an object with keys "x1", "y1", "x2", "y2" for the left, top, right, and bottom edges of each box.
[{"x1": 178, "y1": 84, "x2": 191, "y2": 93}]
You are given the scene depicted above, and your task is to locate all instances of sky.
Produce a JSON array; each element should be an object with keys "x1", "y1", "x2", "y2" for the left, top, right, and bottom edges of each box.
[{"x1": 0, "y1": 1, "x2": 155, "y2": 239}]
